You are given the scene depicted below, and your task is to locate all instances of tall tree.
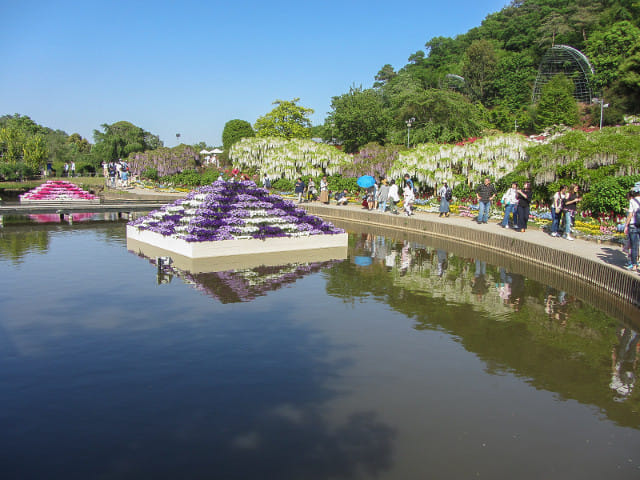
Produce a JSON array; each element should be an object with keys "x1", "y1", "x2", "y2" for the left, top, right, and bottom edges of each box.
[
  {"x1": 534, "y1": 74, "x2": 579, "y2": 130},
  {"x1": 327, "y1": 87, "x2": 391, "y2": 153},
  {"x1": 93, "y1": 121, "x2": 163, "y2": 163},
  {"x1": 254, "y1": 98, "x2": 314, "y2": 139},
  {"x1": 462, "y1": 39, "x2": 498, "y2": 103},
  {"x1": 222, "y1": 119, "x2": 254, "y2": 151}
]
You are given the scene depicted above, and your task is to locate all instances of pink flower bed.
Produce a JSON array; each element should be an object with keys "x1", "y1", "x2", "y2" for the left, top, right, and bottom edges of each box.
[{"x1": 20, "y1": 180, "x2": 98, "y2": 201}]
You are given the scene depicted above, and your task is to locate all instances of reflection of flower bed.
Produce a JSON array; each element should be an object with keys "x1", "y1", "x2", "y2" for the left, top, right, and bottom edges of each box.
[
  {"x1": 176, "y1": 261, "x2": 338, "y2": 303},
  {"x1": 129, "y1": 180, "x2": 344, "y2": 242}
]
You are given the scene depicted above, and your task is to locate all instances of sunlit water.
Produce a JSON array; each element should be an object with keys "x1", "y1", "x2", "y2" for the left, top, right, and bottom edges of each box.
[{"x1": 1, "y1": 220, "x2": 639, "y2": 479}]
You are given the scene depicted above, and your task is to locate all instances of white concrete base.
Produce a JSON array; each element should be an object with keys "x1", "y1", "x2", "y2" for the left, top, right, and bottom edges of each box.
[
  {"x1": 126, "y1": 225, "x2": 348, "y2": 259},
  {"x1": 19, "y1": 199, "x2": 100, "y2": 204}
]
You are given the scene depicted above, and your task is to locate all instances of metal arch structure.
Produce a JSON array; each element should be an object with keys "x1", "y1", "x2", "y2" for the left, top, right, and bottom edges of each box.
[
  {"x1": 441, "y1": 74, "x2": 466, "y2": 92},
  {"x1": 532, "y1": 45, "x2": 595, "y2": 104}
]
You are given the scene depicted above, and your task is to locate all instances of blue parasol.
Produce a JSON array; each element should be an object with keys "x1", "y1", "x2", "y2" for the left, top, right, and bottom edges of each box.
[
  {"x1": 354, "y1": 256, "x2": 373, "y2": 267},
  {"x1": 357, "y1": 175, "x2": 375, "y2": 188}
]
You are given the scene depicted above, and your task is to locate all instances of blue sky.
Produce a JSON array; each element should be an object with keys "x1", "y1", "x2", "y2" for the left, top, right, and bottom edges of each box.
[{"x1": 0, "y1": 0, "x2": 508, "y2": 147}]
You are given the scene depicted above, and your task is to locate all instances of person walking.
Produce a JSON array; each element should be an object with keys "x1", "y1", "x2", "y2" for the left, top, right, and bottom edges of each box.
[
  {"x1": 388, "y1": 179, "x2": 400, "y2": 214},
  {"x1": 550, "y1": 185, "x2": 567, "y2": 237},
  {"x1": 623, "y1": 182, "x2": 640, "y2": 271},
  {"x1": 403, "y1": 183, "x2": 415, "y2": 216},
  {"x1": 294, "y1": 177, "x2": 305, "y2": 203},
  {"x1": 515, "y1": 181, "x2": 532, "y2": 232},
  {"x1": 263, "y1": 174, "x2": 272, "y2": 192},
  {"x1": 475, "y1": 177, "x2": 496, "y2": 224},
  {"x1": 438, "y1": 182, "x2": 452, "y2": 217},
  {"x1": 562, "y1": 184, "x2": 582, "y2": 241},
  {"x1": 499, "y1": 182, "x2": 518, "y2": 228},
  {"x1": 378, "y1": 179, "x2": 390, "y2": 212}
]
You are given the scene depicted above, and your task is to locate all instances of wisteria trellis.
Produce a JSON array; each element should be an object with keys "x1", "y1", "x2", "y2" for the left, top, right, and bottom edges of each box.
[{"x1": 128, "y1": 180, "x2": 344, "y2": 242}]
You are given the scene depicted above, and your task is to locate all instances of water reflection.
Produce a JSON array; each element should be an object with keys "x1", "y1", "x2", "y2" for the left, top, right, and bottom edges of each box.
[
  {"x1": 330, "y1": 232, "x2": 640, "y2": 417},
  {"x1": 2, "y1": 223, "x2": 640, "y2": 478}
]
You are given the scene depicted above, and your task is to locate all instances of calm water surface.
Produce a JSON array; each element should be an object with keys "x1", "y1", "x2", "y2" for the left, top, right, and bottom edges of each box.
[{"x1": 1, "y1": 220, "x2": 639, "y2": 479}]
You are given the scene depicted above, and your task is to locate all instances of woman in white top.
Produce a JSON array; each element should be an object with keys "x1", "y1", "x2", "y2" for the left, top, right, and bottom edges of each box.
[
  {"x1": 500, "y1": 182, "x2": 518, "y2": 228},
  {"x1": 624, "y1": 183, "x2": 640, "y2": 270},
  {"x1": 403, "y1": 184, "x2": 415, "y2": 216},
  {"x1": 550, "y1": 185, "x2": 567, "y2": 237},
  {"x1": 388, "y1": 180, "x2": 400, "y2": 214}
]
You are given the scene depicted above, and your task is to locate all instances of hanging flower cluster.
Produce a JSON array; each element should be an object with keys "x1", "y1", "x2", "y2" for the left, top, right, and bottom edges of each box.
[
  {"x1": 19, "y1": 180, "x2": 98, "y2": 202},
  {"x1": 128, "y1": 180, "x2": 344, "y2": 242},
  {"x1": 387, "y1": 134, "x2": 531, "y2": 187},
  {"x1": 229, "y1": 137, "x2": 351, "y2": 180}
]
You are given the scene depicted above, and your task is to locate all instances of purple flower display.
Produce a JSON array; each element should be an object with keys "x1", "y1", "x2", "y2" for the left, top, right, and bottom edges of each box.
[{"x1": 129, "y1": 180, "x2": 344, "y2": 242}]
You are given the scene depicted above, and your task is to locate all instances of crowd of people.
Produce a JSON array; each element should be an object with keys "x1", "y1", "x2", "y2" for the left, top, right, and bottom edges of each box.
[{"x1": 102, "y1": 159, "x2": 131, "y2": 188}]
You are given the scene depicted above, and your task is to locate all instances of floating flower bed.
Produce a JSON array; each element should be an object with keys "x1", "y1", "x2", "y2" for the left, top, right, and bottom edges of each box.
[
  {"x1": 127, "y1": 180, "x2": 347, "y2": 258},
  {"x1": 20, "y1": 180, "x2": 99, "y2": 203}
]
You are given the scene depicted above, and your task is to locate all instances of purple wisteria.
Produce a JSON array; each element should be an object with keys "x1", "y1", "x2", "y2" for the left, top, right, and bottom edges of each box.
[{"x1": 128, "y1": 180, "x2": 344, "y2": 242}]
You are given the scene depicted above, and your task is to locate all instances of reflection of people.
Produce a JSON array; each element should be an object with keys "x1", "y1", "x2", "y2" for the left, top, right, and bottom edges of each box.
[
  {"x1": 610, "y1": 328, "x2": 640, "y2": 401},
  {"x1": 471, "y1": 260, "x2": 488, "y2": 300},
  {"x1": 400, "y1": 240, "x2": 411, "y2": 276},
  {"x1": 496, "y1": 267, "x2": 512, "y2": 302},
  {"x1": 437, "y1": 249, "x2": 448, "y2": 277}
]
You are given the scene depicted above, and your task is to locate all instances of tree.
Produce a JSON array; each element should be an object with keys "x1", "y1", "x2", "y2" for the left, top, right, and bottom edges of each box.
[
  {"x1": 492, "y1": 52, "x2": 537, "y2": 111},
  {"x1": 533, "y1": 74, "x2": 580, "y2": 131},
  {"x1": 586, "y1": 21, "x2": 640, "y2": 89},
  {"x1": 373, "y1": 64, "x2": 397, "y2": 88},
  {"x1": 254, "y1": 98, "x2": 313, "y2": 139},
  {"x1": 222, "y1": 119, "x2": 255, "y2": 151},
  {"x1": 327, "y1": 87, "x2": 391, "y2": 153},
  {"x1": 0, "y1": 114, "x2": 49, "y2": 169},
  {"x1": 462, "y1": 39, "x2": 498, "y2": 103},
  {"x1": 92, "y1": 121, "x2": 163, "y2": 163}
]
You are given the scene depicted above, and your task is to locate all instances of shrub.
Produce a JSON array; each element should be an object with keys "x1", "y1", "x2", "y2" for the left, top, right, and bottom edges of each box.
[{"x1": 141, "y1": 168, "x2": 159, "y2": 181}]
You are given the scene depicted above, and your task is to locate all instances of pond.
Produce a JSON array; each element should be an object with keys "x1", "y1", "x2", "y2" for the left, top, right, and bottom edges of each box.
[{"x1": 1, "y1": 218, "x2": 639, "y2": 479}]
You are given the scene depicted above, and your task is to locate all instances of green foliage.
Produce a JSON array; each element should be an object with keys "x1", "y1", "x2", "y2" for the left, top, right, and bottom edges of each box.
[
  {"x1": 0, "y1": 114, "x2": 49, "y2": 169},
  {"x1": 254, "y1": 98, "x2": 314, "y2": 139},
  {"x1": 452, "y1": 182, "x2": 472, "y2": 199},
  {"x1": 0, "y1": 161, "x2": 39, "y2": 181},
  {"x1": 222, "y1": 119, "x2": 254, "y2": 151},
  {"x1": 141, "y1": 168, "x2": 159, "y2": 181},
  {"x1": 272, "y1": 177, "x2": 294, "y2": 192},
  {"x1": 533, "y1": 75, "x2": 580, "y2": 131},
  {"x1": 586, "y1": 21, "x2": 640, "y2": 89},
  {"x1": 581, "y1": 174, "x2": 640, "y2": 215}
]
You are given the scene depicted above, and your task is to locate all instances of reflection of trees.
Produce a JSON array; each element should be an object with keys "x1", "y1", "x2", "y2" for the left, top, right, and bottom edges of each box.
[
  {"x1": 323, "y1": 235, "x2": 640, "y2": 427},
  {"x1": 0, "y1": 230, "x2": 49, "y2": 264}
]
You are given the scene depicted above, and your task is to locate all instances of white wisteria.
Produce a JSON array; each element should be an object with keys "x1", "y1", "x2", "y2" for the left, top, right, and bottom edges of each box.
[
  {"x1": 388, "y1": 134, "x2": 532, "y2": 187},
  {"x1": 229, "y1": 137, "x2": 352, "y2": 180}
]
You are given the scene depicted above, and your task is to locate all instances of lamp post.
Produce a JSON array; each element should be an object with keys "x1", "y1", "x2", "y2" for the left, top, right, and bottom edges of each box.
[
  {"x1": 176, "y1": 133, "x2": 181, "y2": 145},
  {"x1": 592, "y1": 97, "x2": 609, "y2": 130},
  {"x1": 406, "y1": 117, "x2": 415, "y2": 148}
]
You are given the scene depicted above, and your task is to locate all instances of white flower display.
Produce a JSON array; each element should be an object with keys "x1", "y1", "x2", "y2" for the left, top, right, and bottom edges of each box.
[
  {"x1": 387, "y1": 134, "x2": 531, "y2": 187},
  {"x1": 229, "y1": 137, "x2": 351, "y2": 180}
]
